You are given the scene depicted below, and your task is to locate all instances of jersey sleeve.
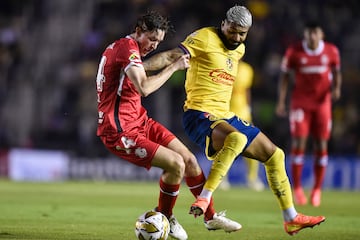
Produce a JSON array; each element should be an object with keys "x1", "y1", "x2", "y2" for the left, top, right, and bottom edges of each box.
[
  {"x1": 329, "y1": 44, "x2": 341, "y2": 70},
  {"x1": 280, "y1": 46, "x2": 295, "y2": 73},
  {"x1": 115, "y1": 39, "x2": 143, "y2": 72},
  {"x1": 180, "y1": 29, "x2": 208, "y2": 57}
]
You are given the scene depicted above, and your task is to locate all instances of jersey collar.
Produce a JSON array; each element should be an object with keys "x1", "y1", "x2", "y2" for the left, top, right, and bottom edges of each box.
[{"x1": 302, "y1": 40, "x2": 324, "y2": 56}]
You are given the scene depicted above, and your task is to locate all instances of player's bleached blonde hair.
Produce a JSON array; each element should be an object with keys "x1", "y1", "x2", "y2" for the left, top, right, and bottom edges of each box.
[{"x1": 226, "y1": 5, "x2": 252, "y2": 28}]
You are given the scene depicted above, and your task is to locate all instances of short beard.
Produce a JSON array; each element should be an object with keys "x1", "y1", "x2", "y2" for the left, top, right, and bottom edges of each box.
[{"x1": 217, "y1": 28, "x2": 240, "y2": 50}]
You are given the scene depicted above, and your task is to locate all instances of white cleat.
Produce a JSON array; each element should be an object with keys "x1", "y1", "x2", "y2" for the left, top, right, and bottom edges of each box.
[
  {"x1": 169, "y1": 215, "x2": 188, "y2": 240},
  {"x1": 204, "y1": 211, "x2": 242, "y2": 232}
]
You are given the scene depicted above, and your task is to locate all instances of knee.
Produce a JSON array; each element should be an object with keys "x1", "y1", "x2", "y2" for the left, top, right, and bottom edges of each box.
[
  {"x1": 168, "y1": 153, "x2": 186, "y2": 179},
  {"x1": 183, "y1": 152, "x2": 202, "y2": 176},
  {"x1": 265, "y1": 147, "x2": 285, "y2": 166},
  {"x1": 225, "y1": 132, "x2": 247, "y2": 152},
  {"x1": 274, "y1": 147, "x2": 285, "y2": 158}
]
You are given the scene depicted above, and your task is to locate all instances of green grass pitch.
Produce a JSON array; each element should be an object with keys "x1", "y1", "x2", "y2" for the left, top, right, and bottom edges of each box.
[{"x1": 0, "y1": 180, "x2": 359, "y2": 240}]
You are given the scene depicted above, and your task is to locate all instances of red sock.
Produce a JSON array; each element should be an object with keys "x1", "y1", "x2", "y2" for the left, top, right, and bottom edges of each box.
[
  {"x1": 158, "y1": 178, "x2": 180, "y2": 218},
  {"x1": 291, "y1": 150, "x2": 304, "y2": 189},
  {"x1": 313, "y1": 151, "x2": 328, "y2": 190},
  {"x1": 185, "y1": 172, "x2": 215, "y2": 221}
]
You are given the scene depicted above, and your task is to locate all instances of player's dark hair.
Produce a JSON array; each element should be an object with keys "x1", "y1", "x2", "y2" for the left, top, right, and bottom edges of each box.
[
  {"x1": 135, "y1": 10, "x2": 173, "y2": 34},
  {"x1": 304, "y1": 20, "x2": 321, "y2": 29}
]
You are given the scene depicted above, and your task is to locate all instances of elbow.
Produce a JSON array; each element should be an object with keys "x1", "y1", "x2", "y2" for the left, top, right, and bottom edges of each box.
[
  {"x1": 137, "y1": 86, "x2": 151, "y2": 97},
  {"x1": 141, "y1": 91, "x2": 150, "y2": 97}
]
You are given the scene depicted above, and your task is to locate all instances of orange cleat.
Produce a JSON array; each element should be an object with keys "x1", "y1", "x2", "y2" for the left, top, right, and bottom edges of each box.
[
  {"x1": 189, "y1": 197, "x2": 209, "y2": 217},
  {"x1": 311, "y1": 189, "x2": 322, "y2": 207},
  {"x1": 284, "y1": 213, "x2": 325, "y2": 235},
  {"x1": 294, "y1": 188, "x2": 307, "y2": 205}
]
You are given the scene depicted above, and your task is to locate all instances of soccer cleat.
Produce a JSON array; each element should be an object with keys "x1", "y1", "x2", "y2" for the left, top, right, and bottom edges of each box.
[
  {"x1": 294, "y1": 187, "x2": 307, "y2": 205},
  {"x1": 310, "y1": 189, "x2": 322, "y2": 207},
  {"x1": 204, "y1": 211, "x2": 242, "y2": 232},
  {"x1": 168, "y1": 215, "x2": 188, "y2": 240},
  {"x1": 189, "y1": 197, "x2": 209, "y2": 217},
  {"x1": 284, "y1": 213, "x2": 325, "y2": 235}
]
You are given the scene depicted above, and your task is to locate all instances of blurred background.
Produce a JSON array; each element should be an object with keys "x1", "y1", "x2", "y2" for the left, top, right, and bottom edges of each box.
[{"x1": 0, "y1": 0, "x2": 359, "y2": 187}]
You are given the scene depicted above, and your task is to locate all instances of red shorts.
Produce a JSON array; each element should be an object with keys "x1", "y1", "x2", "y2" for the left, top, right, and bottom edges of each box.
[
  {"x1": 99, "y1": 118, "x2": 175, "y2": 170},
  {"x1": 289, "y1": 106, "x2": 332, "y2": 140}
]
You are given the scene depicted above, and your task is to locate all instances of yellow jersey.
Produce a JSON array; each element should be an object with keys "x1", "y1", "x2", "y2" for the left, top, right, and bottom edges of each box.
[
  {"x1": 180, "y1": 27, "x2": 245, "y2": 119},
  {"x1": 230, "y1": 61, "x2": 253, "y2": 122}
]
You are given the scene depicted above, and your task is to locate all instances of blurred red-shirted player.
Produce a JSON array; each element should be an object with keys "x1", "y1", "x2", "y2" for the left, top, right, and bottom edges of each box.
[{"x1": 276, "y1": 21, "x2": 342, "y2": 207}]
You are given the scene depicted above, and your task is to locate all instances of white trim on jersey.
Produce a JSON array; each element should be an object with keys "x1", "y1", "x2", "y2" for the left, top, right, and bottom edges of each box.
[
  {"x1": 299, "y1": 65, "x2": 328, "y2": 74},
  {"x1": 121, "y1": 62, "x2": 144, "y2": 96},
  {"x1": 302, "y1": 40, "x2": 324, "y2": 56}
]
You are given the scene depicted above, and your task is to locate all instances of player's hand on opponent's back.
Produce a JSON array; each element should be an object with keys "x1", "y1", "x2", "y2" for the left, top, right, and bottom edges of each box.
[{"x1": 174, "y1": 54, "x2": 190, "y2": 71}]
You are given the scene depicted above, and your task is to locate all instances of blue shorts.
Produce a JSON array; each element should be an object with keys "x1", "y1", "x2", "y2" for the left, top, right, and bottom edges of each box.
[{"x1": 183, "y1": 110, "x2": 260, "y2": 157}]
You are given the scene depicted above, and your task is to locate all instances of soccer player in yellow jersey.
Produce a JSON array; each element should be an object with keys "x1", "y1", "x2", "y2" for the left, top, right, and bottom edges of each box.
[
  {"x1": 144, "y1": 5, "x2": 325, "y2": 235},
  {"x1": 219, "y1": 61, "x2": 265, "y2": 191}
]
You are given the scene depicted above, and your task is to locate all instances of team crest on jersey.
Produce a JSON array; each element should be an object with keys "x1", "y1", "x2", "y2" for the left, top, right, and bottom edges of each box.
[
  {"x1": 321, "y1": 55, "x2": 329, "y2": 65},
  {"x1": 226, "y1": 58, "x2": 233, "y2": 71}
]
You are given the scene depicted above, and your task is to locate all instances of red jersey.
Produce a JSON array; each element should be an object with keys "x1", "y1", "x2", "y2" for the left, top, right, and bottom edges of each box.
[
  {"x1": 96, "y1": 36, "x2": 148, "y2": 136},
  {"x1": 281, "y1": 40, "x2": 340, "y2": 110}
]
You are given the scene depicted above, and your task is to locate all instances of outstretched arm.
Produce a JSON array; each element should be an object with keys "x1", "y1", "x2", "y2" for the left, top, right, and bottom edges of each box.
[
  {"x1": 143, "y1": 47, "x2": 185, "y2": 71},
  {"x1": 126, "y1": 54, "x2": 189, "y2": 97}
]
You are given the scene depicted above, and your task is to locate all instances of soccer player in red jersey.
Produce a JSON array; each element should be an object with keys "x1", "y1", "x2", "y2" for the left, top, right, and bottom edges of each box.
[
  {"x1": 95, "y1": 11, "x2": 240, "y2": 239},
  {"x1": 276, "y1": 21, "x2": 342, "y2": 207}
]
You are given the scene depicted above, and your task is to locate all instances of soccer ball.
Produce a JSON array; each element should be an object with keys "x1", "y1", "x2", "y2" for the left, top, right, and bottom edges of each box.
[{"x1": 135, "y1": 210, "x2": 170, "y2": 240}]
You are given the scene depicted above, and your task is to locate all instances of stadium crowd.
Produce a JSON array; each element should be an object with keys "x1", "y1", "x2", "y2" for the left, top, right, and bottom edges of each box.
[{"x1": 0, "y1": 0, "x2": 359, "y2": 157}]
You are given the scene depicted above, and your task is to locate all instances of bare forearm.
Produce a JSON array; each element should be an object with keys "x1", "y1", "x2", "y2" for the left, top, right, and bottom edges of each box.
[
  {"x1": 143, "y1": 48, "x2": 183, "y2": 71},
  {"x1": 143, "y1": 52, "x2": 171, "y2": 71},
  {"x1": 332, "y1": 70, "x2": 342, "y2": 100},
  {"x1": 333, "y1": 70, "x2": 342, "y2": 90},
  {"x1": 275, "y1": 72, "x2": 290, "y2": 117},
  {"x1": 130, "y1": 54, "x2": 189, "y2": 97},
  {"x1": 144, "y1": 63, "x2": 179, "y2": 95},
  {"x1": 277, "y1": 73, "x2": 289, "y2": 104}
]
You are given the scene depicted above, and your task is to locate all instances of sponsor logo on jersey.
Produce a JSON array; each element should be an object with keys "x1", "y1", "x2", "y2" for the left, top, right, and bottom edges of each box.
[
  {"x1": 129, "y1": 50, "x2": 141, "y2": 64},
  {"x1": 209, "y1": 69, "x2": 235, "y2": 86},
  {"x1": 321, "y1": 54, "x2": 329, "y2": 65}
]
